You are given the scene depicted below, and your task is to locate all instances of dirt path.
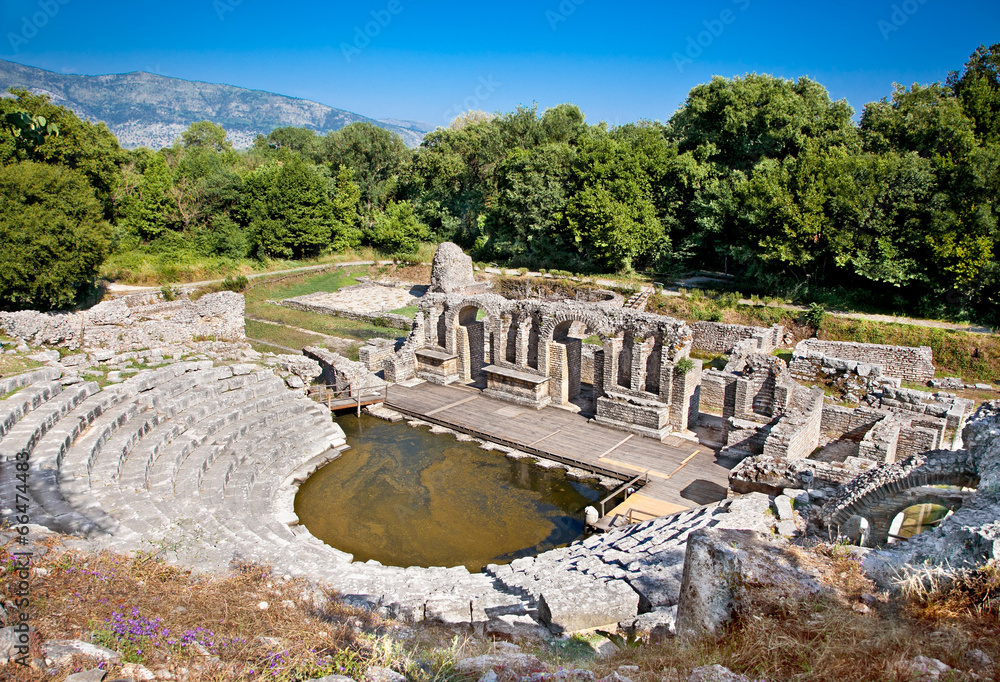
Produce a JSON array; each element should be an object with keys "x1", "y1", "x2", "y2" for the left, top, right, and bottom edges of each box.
[{"x1": 106, "y1": 260, "x2": 393, "y2": 294}]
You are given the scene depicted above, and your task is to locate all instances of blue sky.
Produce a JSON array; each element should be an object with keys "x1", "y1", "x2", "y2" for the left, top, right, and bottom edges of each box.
[{"x1": 1, "y1": 0, "x2": 998, "y2": 127}]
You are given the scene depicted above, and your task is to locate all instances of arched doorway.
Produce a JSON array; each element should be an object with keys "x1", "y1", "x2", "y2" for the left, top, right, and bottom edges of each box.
[
  {"x1": 457, "y1": 304, "x2": 489, "y2": 385},
  {"x1": 549, "y1": 319, "x2": 601, "y2": 413}
]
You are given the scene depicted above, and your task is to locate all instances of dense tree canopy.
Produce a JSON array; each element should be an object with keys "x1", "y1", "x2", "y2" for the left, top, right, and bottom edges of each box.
[
  {"x1": 1, "y1": 45, "x2": 998, "y2": 324},
  {"x1": 0, "y1": 161, "x2": 112, "y2": 309}
]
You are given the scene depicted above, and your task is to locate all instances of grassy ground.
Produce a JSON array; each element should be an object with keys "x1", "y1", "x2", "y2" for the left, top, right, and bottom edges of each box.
[
  {"x1": 4, "y1": 535, "x2": 998, "y2": 682},
  {"x1": 241, "y1": 268, "x2": 413, "y2": 360}
]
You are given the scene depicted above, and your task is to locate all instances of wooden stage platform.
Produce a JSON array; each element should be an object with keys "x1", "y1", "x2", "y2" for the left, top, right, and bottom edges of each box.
[{"x1": 386, "y1": 381, "x2": 740, "y2": 524}]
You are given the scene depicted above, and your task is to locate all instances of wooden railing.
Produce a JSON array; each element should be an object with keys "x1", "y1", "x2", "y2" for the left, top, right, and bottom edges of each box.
[
  {"x1": 598, "y1": 470, "x2": 649, "y2": 517},
  {"x1": 307, "y1": 384, "x2": 387, "y2": 417}
]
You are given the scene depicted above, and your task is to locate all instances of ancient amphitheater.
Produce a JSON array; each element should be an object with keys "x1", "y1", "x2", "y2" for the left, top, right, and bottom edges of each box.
[{"x1": 2, "y1": 243, "x2": 998, "y2": 638}]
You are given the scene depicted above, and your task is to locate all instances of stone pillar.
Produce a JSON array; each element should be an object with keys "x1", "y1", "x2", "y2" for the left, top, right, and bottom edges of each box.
[
  {"x1": 604, "y1": 337, "x2": 622, "y2": 393},
  {"x1": 669, "y1": 357, "x2": 703, "y2": 431},
  {"x1": 515, "y1": 318, "x2": 532, "y2": 368},
  {"x1": 593, "y1": 348, "x2": 606, "y2": 400},
  {"x1": 564, "y1": 338, "x2": 581, "y2": 399},
  {"x1": 631, "y1": 340, "x2": 652, "y2": 395},
  {"x1": 550, "y1": 342, "x2": 569, "y2": 405},
  {"x1": 465, "y1": 321, "x2": 485, "y2": 382},
  {"x1": 658, "y1": 347, "x2": 674, "y2": 404},
  {"x1": 456, "y1": 325, "x2": 472, "y2": 382}
]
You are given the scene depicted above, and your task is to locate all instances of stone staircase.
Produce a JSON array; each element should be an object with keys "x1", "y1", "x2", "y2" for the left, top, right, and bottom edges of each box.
[{"x1": 622, "y1": 287, "x2": 652, "y2": 311}]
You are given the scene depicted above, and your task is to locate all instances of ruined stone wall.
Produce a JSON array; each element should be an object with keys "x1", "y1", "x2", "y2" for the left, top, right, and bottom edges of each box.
[
  {"x1": 820, "y1": 404, "x2": 885, "y2": 438},
  {"x1": 879, "y1": 385, "x2": 974, "y2": 430},
  {"x1": 691, "y1": 322, "x2": 783, "y2": 356},
  {"x1": 700, "y1": 369, "x2": 735, "y2": 414},
  {"x1": 762, "y1": 387, "x2": 824, "y2": 460},
  {"x1": 796, "y1": 339, "x2": 934, "y2": 383},
  {"x1": 0, "y1": 292, "x2": 245, "y2": 352},
  {"x1": 358, "y1": 338, "x2": 398, "y2": 372},
  {"x1": 579, "y1": 343, "x2": 599, "y2": 385}
]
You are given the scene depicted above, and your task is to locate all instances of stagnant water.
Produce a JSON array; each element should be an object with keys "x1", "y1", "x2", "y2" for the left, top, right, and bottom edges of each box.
[{"x1": 294, "y1": 414, "x2": 602, "y2": 572}]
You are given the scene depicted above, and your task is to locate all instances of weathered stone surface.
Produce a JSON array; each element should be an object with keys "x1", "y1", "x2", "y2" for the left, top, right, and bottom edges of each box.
[
  {"x1": 42, "y1": 639, "x2": 122, "y2": 666},
  {"x1": 687, "y1": 665, "x2": 752, "y2": 682},
  {"x1": 537, "y1": 575, "x2": 640, "y2": 633},
  {"x1": 626, "y1": 605, "x2": 676, "y2": 641},
  {"x1": 65, "y1": 671, "x2": 108, "y2": 682},
  {"x1": 897, "y1": 656, "x2": 951, "y2": 681},
  {"x1": 430, "y1": 242, "x2": 478, "y2": 294},
  {"x1": 675, "y1": 529, "x2": 820, "y2": 640},
  {"x1": 454, "y1": 653, "x2": 543, "y2": 675},
  {"x1": 363, "y1": 667, "x2": 406, "y2": 682}
]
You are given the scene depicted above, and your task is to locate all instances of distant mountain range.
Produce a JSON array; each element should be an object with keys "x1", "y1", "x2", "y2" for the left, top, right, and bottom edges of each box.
[{"x1": 0, "y1": 59, "x2": 435, "y2": 149}]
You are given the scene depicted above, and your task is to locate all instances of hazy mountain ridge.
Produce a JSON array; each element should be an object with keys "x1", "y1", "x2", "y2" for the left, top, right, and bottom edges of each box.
[{"x1": 0, "y1": 59, "x2": 433, "y2": 149}]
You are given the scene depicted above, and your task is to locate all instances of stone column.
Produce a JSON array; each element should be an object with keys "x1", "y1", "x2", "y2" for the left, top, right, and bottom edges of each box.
[
  {"x1": 669, "y1": 357, "x2": 703, "y2": 431},
  {"x1": 604, "y1": 336, "x2": 622, "y2": 393},
  {"x1": 550, "y1": 342, "x2": 569, "y2": 405},
  {"x1": 631, "y1": 339, "x2": 652, "y2": 395},
  {"x1": 515, "y1": 318, "x2": 532, "y2": 368},
  {"x1": 456, "y1": 325, "x2": 472, "y2": 382},
  {"x1": 593, "y1": 348, "x2": 606, "y2": 400}
]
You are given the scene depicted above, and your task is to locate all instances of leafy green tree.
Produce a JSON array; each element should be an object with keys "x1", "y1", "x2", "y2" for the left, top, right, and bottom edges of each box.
[
  {"x1": 319, "y1": 122, "x2": 411, "y2": 217},
  {"x1": 241, "y1": 160, "x2": 336, "y2": 259},
  {"x1": 566, "y1": 138, "x2": 664, "y2": 272},
  {"x1": 0, "y1": 89, "x2": 124, "y2": 219},
  {"x1": 669, "y1": 74, "x2": 857, "y2": 172},
  {"x1": 180, "y1": 121, "x2": 232, "y2": 152},
  {"x1": 330, "y1": 164, "x2": 362, "y2": 251},
  {"x1": 0, "y1": 161, "x2": 112, "y2": 310},
  {"x1": 260, "y1": 126, "x2": 320, "y2": 156},
  {"x1": 948, "y1": 43, "x2": 1000, "y2": 144},
  {"x1": 366, "y1": 200, "x2": 429, "y2": 254},
  {"x1": 115, "y1": 150, "x2": 177, "y2": 240},
  {"x1": 485, "y1": 142, "x2": 578, "y2": 266}
]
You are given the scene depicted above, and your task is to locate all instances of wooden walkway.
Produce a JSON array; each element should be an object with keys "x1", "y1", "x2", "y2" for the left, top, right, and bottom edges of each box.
[{"x1": 386, "y1": 382, "x2": 738, "y2": 522}]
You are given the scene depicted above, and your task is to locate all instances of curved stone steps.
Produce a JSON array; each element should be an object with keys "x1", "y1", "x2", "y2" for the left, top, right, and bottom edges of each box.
[
  {"x1": 0, "y1": 380, "x2": 63, "y2": 439},
  {"x1": 0, "y1": 381, "x2": 99, "y2": 460}
]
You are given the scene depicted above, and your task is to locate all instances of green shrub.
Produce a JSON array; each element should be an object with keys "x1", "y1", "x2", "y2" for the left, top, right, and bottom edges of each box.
[
  {"x1": 802, "y1": 302, "x2": 827, "y2": 329},
  {"x1": 160, "y1": 285, "x2": 177, "y2": 301},
  {"x1": 676, "y1": 357, "x2": 695, "y2": 374},
  {"x1": 221, "y1": 274, "x2": 249, "y2": 293}
]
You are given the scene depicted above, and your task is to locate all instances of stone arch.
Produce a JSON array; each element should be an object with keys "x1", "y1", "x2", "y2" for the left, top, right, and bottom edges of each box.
[
  {"x1": 455, "y1": 303, "x2": 490, "y2": 383},
  {"x1": 823, "y1": 449, "x2": 978, "y2": 547}
]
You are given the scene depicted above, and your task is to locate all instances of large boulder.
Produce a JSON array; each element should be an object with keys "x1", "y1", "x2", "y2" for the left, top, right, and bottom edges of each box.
[
  {"x1": 429, "y1": 242, "x2": 478, "y2": 294},
  {"x1": 674, "y1": 528, "x2": 820, "y2": 640}
]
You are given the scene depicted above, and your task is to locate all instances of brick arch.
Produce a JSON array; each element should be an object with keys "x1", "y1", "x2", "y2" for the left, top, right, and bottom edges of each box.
[
  {"x1": 539, "y1": 310, "x2": 612, "y2": 344},
  {"x1": 822, "y1": 450, "x2": 979, "y2": 534}
]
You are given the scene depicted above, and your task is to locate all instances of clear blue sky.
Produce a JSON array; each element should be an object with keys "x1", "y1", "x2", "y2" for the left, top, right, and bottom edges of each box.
[{"x1": 1, "y1": 0, "x2": 998, "y2": 127}]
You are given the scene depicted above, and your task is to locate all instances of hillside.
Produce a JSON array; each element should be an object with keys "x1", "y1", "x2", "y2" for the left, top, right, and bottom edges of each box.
[{"x1": 0, "y1": 59, "x2": 434, "y2": 149}]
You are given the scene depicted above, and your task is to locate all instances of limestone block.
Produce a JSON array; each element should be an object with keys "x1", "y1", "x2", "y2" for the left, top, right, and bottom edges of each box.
[
  {"x1": 675, "y1": 529, "x2": 820, "y2": 640},
  {"x1": 537, "y1": 576, "x2": 640, "y2": 634}
]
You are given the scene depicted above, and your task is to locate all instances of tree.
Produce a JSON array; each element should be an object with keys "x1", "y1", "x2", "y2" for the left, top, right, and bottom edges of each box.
[
  {"x1": 669, "y1": 74, "x2": 857, "y2": 172},
  {"x1": 241, "y1": 160, "x2": 336, "y2": 259},
  {"x1": 0, "y1": 89, "x2": 124, "y2": 219},
  {"x1": 366, "y1": 200, "x2": 429, "y2": 254},
  {"x1": 566, "y1": 138, "x2": 664, "y2": 272},
  {"x1": 114, "y1": 149, "x2": 177, "y2": 240},
  {"x1": 948, "y1": 43, "x2": 1000, "y2": 144},
  {"x1": 319, "y1": 122, "x2": 411, "y2": 218},
  {"x1": 330, "y1": 164, "x2": 362, "y2": 251},
  {"x1": 0, "y1": 161, "x2": 112, "y2": 310},
  {"x1": 180, "y1": 121, "x2": 232, "y2": 152}
]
